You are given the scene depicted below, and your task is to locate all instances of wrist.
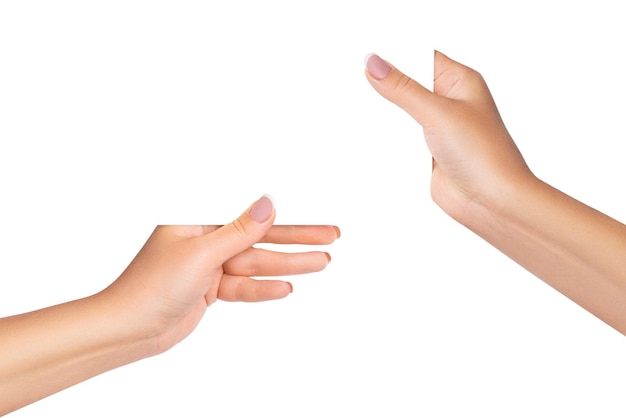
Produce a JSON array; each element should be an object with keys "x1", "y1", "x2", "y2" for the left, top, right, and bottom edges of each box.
[
  {"x1": 433, "y1": 164, "x2": 540, "y2": 229},
  {"x1": 91, "y1": 288, "x2": 160, "y2": 358},
  {"x1": 485, "y1": 172, "x2": 544, "y2": 224},
  {"x1": 450, "y1": 170, "x2": 542, "y2": 236},
  {"x1": 448, "y1": 169, "x2": 626, "y2": 334}
]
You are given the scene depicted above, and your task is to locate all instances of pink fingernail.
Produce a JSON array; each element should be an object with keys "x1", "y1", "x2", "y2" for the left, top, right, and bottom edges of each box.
[
  {"x1": 250, "y1": 194, "x2": 275, "y2": 223},
  {"x1": 365, "y1": 53, "x2": 391, "y2": 80}
]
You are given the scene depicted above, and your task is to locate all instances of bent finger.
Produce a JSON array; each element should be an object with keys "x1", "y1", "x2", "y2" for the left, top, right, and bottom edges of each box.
[
  {"x1": 223, "y1": 248, "x2": 331, "y2": 277},
  {"x1": 217, "y1": 275, "x2": 293, "y2": 302}
]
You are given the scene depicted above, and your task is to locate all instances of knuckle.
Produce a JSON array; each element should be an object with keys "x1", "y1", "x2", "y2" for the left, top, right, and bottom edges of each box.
[
  {"x1": 466, "y1": 68, "x2": 485, "y2": 85},
  {"x1": 392, "y1": 73, "x2": 415, "y2": 95},
  {"x1": 230, "y1": 218, "x2": 249, "y2": 238},
  {"x1": 235, "y1": 278, "x2": 247, "y2": 301},
  {"x1": 248, "y1": 251, "x2": 261, "y2": 276}
]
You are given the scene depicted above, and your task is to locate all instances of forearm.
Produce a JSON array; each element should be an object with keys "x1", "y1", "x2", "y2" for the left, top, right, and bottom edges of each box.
[
  {"x1": 461, "y1": 175, "x2": 626, "y2": 334},
  {"x1": 0, "y1": 293, "x2": 153, "y2": 415}
]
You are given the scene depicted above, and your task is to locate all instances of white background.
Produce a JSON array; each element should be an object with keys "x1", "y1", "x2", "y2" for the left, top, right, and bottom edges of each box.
[{"x1": 2, "y1": 1, "x2": 626, "y2": 416}]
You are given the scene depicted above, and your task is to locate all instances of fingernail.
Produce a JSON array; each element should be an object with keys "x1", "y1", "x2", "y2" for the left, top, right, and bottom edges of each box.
[
  {"x1": 325, "y1": 252, "x2": 332, "y2": 263},
  {"x1": 333, "y1": 226, "x2": 341, "y2": 239},
  {"x1": 287, "y1": 282, "x2": 293, "y2": 294},
  {"x1": 250, "y1": 194, "x2": 275, "y2": 223},
  {"x1": 365, "y1": 53, "x2": 391, "y2": 80}
]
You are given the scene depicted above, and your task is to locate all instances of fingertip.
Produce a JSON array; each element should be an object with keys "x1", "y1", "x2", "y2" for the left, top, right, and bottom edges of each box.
[
  {"x1": 433, "y1": 49, "x2": 448, "y2": 71},
  {"x1": 250, "y1": 194, "x2": 276, "y2": 223},
  {"x1": 364, "y1": 53, "x2": 392, "y2": 80},
  {"x1": 271, "y1": 281, "x2": 293, "y2": 300},
  {"x1": 434, "y1": 49, "x2": 452, "y2": 61},
  {"x1": 264, "y1": 193, "x2": 276, "y2": 208},
  {"x1": 333, "y1": 226, "x2": 341, "y2": 239}
]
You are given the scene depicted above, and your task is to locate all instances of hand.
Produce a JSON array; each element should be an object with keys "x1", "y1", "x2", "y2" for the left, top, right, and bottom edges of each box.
[
  {"x1": 102, "y1": 195, "x2": 340, "y2": 354},
  {"x1": 365, "y1": 52, "x2": 626, "y2": 334},
  {"x1": 364, "y1": 52, "x2": 534, "y2": 222},
  {"x1": 0, "y1": 195, "x2": 339, "y2": 414}
]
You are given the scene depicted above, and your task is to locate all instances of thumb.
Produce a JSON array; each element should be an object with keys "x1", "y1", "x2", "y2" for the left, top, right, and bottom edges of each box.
[
  {"x1": 365, "y1": 52, "x2": 450, "y2": 127},
  {"x1": 366, "y1": 52, "x2": 495, "y2": 123},
  {"x1": 365, "y1": 51, "x2": 471, "y2": 127},
  {"x1": 204, "y1": 194, "x2": 276, "y2": 266}
]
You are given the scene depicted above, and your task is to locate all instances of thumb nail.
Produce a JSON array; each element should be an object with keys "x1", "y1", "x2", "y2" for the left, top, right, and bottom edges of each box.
[
  {"x1": 250, "y1": 194, "x2": 275, "y2": 223},
  {"x1": 365, "y1": 53, "x2": 391, "y2": 80}
]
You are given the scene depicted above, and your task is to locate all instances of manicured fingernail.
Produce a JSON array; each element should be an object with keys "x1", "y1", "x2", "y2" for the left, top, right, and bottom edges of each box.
[
  {"x1": 250, "y1": 194, "x2": 275, "y2": 223},
  {"x1": 333, "y1": 226, "x2": 341, "y2": 239},
  {"x1": 365, "y1": 53, "x2": 391, "y2": 80},
  {"x1": 325, "y1": 252, "x2": 332, "y2": 263},
  {"x1": 287, "y1": 282, "x2": 293, "y2": 294}
]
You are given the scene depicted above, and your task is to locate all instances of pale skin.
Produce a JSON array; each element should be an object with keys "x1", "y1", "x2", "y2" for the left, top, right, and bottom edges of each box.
[
  {"x1": 4, "y1": 51, "x2": 626, "y2": 416},
  {"x1": 0, "y1": 195, "x2": 340, "y2": 415},
  {"x1": 365, "y1": 51, "x2": 626, "y2": 334}
]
